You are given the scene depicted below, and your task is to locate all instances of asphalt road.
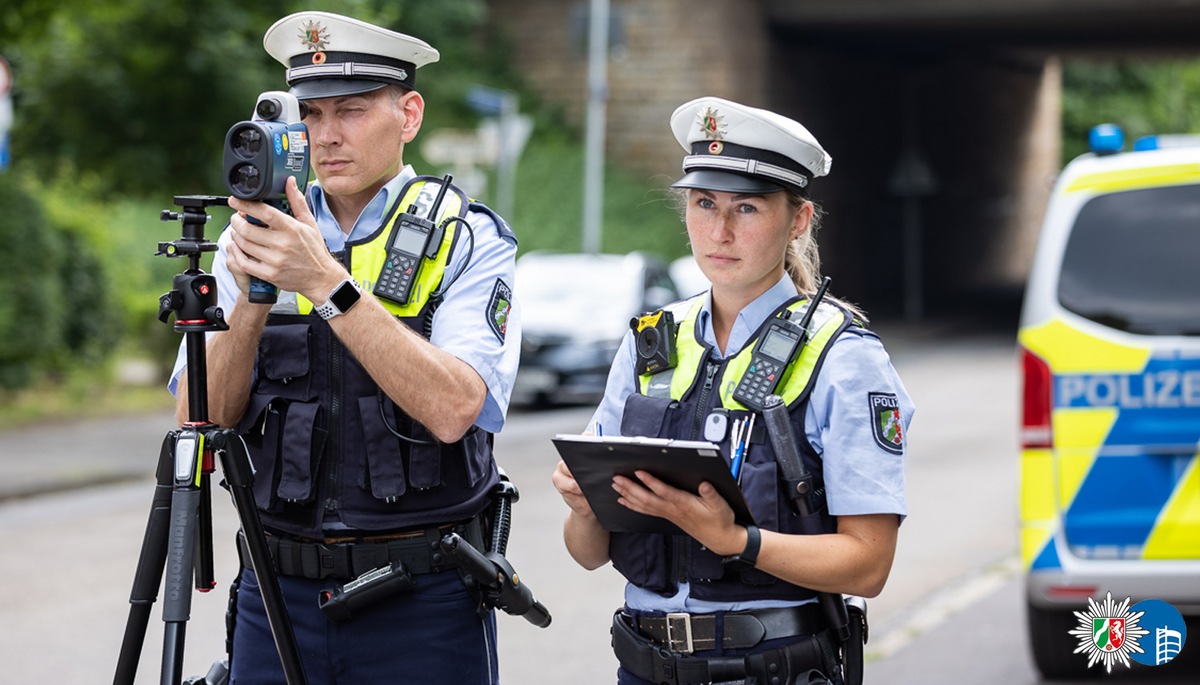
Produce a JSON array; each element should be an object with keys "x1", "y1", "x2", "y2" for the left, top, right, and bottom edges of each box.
[{"x1": 1, "y1": 322, "x2": 1195, "y2": 683}]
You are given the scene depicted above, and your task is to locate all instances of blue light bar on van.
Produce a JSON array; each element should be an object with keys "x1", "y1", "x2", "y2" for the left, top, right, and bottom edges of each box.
[
  {"x1": 1134, "y1": 136, "x2": 1160, "y2": 151},
  {"x1": 1089, "y1": 124, "x2": 1124, "y2": 155},
  {"x1": 1133, "y1": 134, "x2": 1200, "y2": 151}
]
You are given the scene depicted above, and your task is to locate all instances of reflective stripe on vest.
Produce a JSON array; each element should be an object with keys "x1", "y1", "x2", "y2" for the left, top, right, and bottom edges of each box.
[
  {"x1": 639, "y1": 296, "x2": 850, "y2": 408},
  {"x1": 296, "y1": 176, "x2": 469, "y2": 317}
]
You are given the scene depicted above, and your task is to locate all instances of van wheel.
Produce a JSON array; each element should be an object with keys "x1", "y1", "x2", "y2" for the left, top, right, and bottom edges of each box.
[{"x1": 1027, "y1": 602, "x2": 1091, "y2": 679}]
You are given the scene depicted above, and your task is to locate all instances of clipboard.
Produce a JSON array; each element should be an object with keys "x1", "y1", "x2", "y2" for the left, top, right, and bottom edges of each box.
[{"x1": 552, "y1": 434, "x2": 756, "y2": 534}]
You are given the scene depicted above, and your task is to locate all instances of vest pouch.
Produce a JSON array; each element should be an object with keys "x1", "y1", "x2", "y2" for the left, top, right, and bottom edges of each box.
[
  {"x1": 257, "y1": 323, "x2": 314, "y2": 401},
  {"x1": 407, "y1": 426, "x2": 443, "y2": 491},
  {"x1": 245, "y1": 397, "x2": 284, "y2": 512},
  {"x1": 738, "y1": 459, "x2": 781, "y2": 532},
  {"x1": 358, "y1": 395, "x2": 408, "y2": 501},
  {"x1": 457, "y1": 428, "x2": 489, "y2": 488},
  {"x1": 609, "y1": 532, "x2": 670, "y2": 592},
  {"x1": 620, "y1": 393, "x2": 680, "y2": 438},
  {"x1": 688, "y1": 541, "x2": 727, "y2": 582},
  {"x1": 274, "y1": 401, "x2": 324, "y2": 504}
]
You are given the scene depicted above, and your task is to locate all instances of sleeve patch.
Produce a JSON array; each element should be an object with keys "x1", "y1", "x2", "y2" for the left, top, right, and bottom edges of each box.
[
  {"x1": 869, "y1": 392, "x2": 904, "y2": 455},
  {"x1": 487, "y1": 278, "x2": 512, "y2": 343}
]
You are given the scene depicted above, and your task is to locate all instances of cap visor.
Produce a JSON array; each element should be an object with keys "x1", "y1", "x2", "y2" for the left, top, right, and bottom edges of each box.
[
  {"x1": 671, "y1": 169, "x2": 785, "y2": 194},
  {"x1": 290, "y1": 78, "x2": 389, "y2": 101}
]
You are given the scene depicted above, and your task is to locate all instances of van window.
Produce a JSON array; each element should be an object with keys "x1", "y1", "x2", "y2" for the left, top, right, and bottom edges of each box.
[{"x1": 1057, "y1": 183, "x2": 1200, "y2": 336}]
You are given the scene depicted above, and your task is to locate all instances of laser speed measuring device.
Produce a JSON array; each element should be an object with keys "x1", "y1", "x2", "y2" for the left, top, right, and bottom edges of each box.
[
  {"x1": 223, "y1": 91, "x2": 309, "y2": 202},
  {"x1": 732, "y1": 277, "x2": 831, "y2": 412},
  {"x1": 222, "y1": 91, "x2": 311, "y2": 304}
]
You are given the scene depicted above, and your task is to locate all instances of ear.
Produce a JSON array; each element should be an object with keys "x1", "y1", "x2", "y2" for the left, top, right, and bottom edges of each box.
[
  {"x1": 399, "y1": 90, "x2": 425, "y2": 143},
  {"x1": 790, "y1": 201, "x2": 814, "y2": 241}
]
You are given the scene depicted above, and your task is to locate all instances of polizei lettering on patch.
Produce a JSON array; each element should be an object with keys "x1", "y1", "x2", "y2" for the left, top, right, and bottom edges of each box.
[{"x1": 869, "y1": 392, "x2": 904, "y2": 455}]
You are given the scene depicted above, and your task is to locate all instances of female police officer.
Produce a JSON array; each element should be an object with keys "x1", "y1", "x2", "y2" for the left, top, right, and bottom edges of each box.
[{"x1": 552, "y1": 97, "x2": 911, "y2": 685}]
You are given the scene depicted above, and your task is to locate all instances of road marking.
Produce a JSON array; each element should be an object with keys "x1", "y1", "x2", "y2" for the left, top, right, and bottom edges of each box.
[{"x1": 866, "y1": 554, "x2": 1021, "y2": 661}]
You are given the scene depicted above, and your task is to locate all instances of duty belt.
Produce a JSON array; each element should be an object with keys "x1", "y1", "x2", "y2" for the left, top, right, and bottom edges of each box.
[
  {"x1": 238, "y1": 518, "x2": 486, "y2": 581},
  {"x1": 626, "y1": 603, "x2": 826, "y2": 652},
  {"x1": 612, "y1": 607, "x2": 837, "y2": 685}
]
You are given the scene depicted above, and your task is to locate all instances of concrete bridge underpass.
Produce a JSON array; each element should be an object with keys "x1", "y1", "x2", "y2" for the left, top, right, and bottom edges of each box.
[{"x1": 490, "y1": 0, "x2": 1200, "y2": 321}]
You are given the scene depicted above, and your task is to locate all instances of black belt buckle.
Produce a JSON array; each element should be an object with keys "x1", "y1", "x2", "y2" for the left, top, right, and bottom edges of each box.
[
  {"x1": 314, "y1": 541, "x2": 350, "y2": 579},
  {"x1": 665, "y1": 612, "x2": 695, "y2": 654}
]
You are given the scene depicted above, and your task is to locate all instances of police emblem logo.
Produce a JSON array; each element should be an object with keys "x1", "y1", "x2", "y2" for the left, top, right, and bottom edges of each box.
[
  {"x1": 868, "y1": 392, "x2": 903, "y2": 454},
  {"x1": 696, "y1": 107, "x2": 727, "y2": 141},
  {"x1": 1067, "y1": 592, "x2": 1151, "y2": 673},
  {"x1": 299, "y1": 20, "x2": 330, "y2": 52},
  {"x1": 487, "y1": 278, "x2": 512, "y2": 343}
]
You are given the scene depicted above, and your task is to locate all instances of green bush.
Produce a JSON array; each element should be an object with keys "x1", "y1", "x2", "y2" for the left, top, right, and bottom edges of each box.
[{"x1": 0, "y1": 175, "x2": 66, "y2": 388}]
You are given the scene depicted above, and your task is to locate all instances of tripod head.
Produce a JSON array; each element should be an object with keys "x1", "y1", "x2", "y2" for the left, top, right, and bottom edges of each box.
[{"x1": 157, "y1": 195, "x2": 230, "y2": 332}]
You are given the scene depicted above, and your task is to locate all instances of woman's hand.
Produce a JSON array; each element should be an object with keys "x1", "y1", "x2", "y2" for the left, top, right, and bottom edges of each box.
[
  {"x1": 554, "y1": 460, "x2": 611, "y2": 570},
  {"x1": 612, "y1": 470, "x2": 746, "y2": 556},
  {"x1": 552, "y1": 460, "x2": 595, "y2": 519}
]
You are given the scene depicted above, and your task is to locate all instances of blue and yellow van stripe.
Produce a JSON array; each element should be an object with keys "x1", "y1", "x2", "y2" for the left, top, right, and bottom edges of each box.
[{"x1": 1020, "y1": 319, "x2": 1200, "y2": 571}]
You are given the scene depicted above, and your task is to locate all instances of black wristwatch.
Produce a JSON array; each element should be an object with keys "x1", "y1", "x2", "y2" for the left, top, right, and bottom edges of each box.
[
  {"x1": 316, "y1": 279, "x2": 362, "y2": 320},
  {"x1": 721, "y1": 525, "x2": 761, "y2": 571}
]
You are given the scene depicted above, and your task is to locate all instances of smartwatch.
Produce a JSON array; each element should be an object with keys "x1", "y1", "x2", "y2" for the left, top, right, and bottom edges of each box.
[
  {"x1": 316, "y1": 279, "x2": 362, "y2": 320},
  {"x1": 721, "y1": 524, "x2": 761, "y2": 572}
]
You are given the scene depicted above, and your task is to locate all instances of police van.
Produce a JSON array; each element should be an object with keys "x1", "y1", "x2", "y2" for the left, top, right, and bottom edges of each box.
[{"x1": 1019, "y1": 124, "x2": 1200, "y2": 677}]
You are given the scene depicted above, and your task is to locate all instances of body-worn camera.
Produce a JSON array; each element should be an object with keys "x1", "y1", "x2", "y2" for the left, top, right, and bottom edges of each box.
[
  {"x1": 222, "y1": 91, "x2": 311, "y2": 303},
  {"x1": 632, "y1": 309, "x2": 677, "y2": 376}
]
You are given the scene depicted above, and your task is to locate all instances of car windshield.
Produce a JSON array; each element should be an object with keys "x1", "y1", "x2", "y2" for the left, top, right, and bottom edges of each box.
[
  {"x1": 1057, "y1": 183, "x2": 1200, "y2": 336},
  {"x1": 516, "y1": 256, "x2": 642, "y2": 339}
]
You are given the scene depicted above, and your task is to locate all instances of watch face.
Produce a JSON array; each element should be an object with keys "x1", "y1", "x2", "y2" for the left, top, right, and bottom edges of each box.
[{"x1": 330, "y1": 281, "x2": 361, "y2": 312}]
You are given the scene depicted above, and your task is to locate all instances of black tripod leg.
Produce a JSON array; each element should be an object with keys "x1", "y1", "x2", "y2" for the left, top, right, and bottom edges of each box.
[
  {"x1": 211, "y1": 429, "x2": 308, "y2": 685},
  {"x1": 161, "y1": 485, "x2": 203, "y2": 685},
  {"x1": 195, "y1": 475, "x2": 216, "y2": 592},
  {"x1": 113, "y1": 433, "x2": 177, "y2": 685}
]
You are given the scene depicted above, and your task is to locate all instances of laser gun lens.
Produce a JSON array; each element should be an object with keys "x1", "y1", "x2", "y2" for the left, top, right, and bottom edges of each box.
[
  {"x1": 230, "y1": 163, "x2": 263, "y2": 197},
  {"x1": 256, "y1": 98, "x2": 282, "y2": 121},
  {"x1": 232, "y1": 127, "x2": 264, "y2": 158}
]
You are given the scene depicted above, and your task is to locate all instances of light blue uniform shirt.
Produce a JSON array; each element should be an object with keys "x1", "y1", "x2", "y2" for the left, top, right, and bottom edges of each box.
[
  {"x1": 587, "y1": 274, "x2": 911, "y2": 613},
  {"x1": 169, "y1": 166, "x2": 521, "y2": 432}
]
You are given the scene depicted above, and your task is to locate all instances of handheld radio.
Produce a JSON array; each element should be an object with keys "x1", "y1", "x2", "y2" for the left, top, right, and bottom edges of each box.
[
  {"x1": 373, "y1": 175, "x2": 453, "y2": 306},
  {"x1": 732, "y1": 277, "x2": 831, "y2": 412}
]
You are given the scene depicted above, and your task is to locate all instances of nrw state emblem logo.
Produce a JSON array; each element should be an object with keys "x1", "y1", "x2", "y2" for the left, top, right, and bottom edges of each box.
[
  {"x1": 868, "y1": 392, "x2": 903, "y2": 455},
  {"x1": 1068, "y1": 593, "x2": 1149, "y2": 672}
]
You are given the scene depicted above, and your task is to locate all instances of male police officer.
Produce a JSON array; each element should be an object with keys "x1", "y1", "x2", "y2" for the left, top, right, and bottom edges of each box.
[{"x1": 170, "y1": 11, "x2": 519, "y2": 685}]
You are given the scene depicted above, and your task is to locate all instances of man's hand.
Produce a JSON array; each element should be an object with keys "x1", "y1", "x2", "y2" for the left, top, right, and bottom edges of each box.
[{"x1": 226, "y1": 176, "x2": 345, "y2": 303}]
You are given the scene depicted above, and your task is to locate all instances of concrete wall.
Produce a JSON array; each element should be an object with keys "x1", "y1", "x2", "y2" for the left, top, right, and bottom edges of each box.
[
  {"x1": 485, "y1": 0, "x2": 1067, "y2": 319},
  {"x1": 487, "y1": 0, "x2": 770, "y2": 183}
]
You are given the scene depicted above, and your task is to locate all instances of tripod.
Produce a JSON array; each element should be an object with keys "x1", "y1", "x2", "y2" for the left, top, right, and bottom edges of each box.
[{"x1": 112, "y1": 195, "x2": 308, "y2": 685}]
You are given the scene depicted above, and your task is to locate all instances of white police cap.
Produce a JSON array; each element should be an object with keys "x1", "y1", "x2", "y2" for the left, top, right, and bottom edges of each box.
[
  {"x1": 263, "y1": 11, "x2": 439, "y2": 101},
  {"x1": 670, "y1": 97, "x2": 832, "y2": 195}
]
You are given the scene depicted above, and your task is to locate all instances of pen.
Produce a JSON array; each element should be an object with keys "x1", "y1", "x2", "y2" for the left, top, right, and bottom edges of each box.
[
  {"x1": 730, "y1": 418, "x2": 746, "y2": 479},
  {"x1": 741, "y1": 414, "x2": 755, "y2": 483}
]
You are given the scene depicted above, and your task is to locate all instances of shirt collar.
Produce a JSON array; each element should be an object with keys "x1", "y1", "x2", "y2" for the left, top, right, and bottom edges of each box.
[
  {"x1": 698, "y1": 275, "x2": 799, "y2": 358},
  {"x1": 307, "y1": 166, "x2": 418, "y2": 250}
]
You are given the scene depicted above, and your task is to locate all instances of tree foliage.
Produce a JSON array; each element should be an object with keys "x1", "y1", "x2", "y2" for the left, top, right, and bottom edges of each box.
[
  {"x1": 1061, "y1": 59, "x2": 1200, "y2": 162},
  {"x1": 5, "y1": 0, "x2": 506, "y2": 197}
]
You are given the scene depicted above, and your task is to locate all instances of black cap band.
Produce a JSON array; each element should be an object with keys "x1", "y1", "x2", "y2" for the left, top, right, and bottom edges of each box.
[{"x1": 287, "y1": 50, "x2": 417, "y2": 98}]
